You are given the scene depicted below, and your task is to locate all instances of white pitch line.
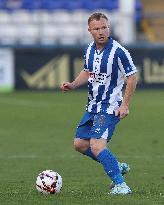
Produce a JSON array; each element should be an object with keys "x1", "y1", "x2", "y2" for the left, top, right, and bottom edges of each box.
[
  {"x1": 0, "y1": 155, "x2": 163, "y2": 159},
  {"x1": 0, "y1": 155, "x2": 75, "y2": 159}
]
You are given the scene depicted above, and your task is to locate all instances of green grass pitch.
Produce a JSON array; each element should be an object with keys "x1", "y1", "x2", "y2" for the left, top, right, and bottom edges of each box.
[{"x1": 0, "y1": 89, "x2": 163, "y2": 205}]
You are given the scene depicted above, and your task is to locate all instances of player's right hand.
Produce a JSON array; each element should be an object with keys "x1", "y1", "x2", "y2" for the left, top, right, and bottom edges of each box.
[{"x1": 60, "y1": 82, "x2": 73, "y2": 92}]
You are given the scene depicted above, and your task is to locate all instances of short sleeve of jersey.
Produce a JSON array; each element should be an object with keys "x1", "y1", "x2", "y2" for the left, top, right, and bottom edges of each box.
[
  {"x1": 83, "y1": 54, "x2": 88, "y2": 71},
  {"x1": 117, "y1": 47, "x2": 137, "y2": 77},
  {"x1": 83, "y1": 46, "x2": 89, "y2": 71}
]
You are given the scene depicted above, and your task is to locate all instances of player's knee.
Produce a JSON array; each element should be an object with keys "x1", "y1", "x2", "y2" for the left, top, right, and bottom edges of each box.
[
  {"x1": 90, "y1": 138, "x2": 107, "y2": 156},
  {"x1": 90, "y1": 144, "x2": 100, "y2": 156},
  {"x1": 90, "y1": 142, "x2": 106, "y2": 156},
  {"x1": 74, "y1": 140, "x2": 85, "y2": 153}
]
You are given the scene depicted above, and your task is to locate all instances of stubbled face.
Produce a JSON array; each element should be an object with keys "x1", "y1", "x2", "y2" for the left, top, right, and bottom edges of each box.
[{"x1": 88, "y1": 18, "x2": 110, "y2": 49}]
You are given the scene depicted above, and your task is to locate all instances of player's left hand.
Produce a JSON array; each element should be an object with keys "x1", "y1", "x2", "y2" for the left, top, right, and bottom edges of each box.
[{"x1": 115, "y1": 105, "x2": 129, "y2": 119}]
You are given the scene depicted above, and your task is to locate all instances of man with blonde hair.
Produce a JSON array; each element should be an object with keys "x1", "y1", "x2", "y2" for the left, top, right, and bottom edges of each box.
[{"x1": 61, "y1": 12, "x2": 137, "y2": 195}]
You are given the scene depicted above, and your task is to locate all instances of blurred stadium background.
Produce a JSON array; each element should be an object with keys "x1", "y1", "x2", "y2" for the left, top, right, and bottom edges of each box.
[{"x1": 0, "y1": 0, "x2": 163, "y2": 91}]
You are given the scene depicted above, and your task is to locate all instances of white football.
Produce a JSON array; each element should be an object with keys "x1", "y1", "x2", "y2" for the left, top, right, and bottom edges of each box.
[{"x1": 36, "y1": 170, "x2": 62, "y2": 194}]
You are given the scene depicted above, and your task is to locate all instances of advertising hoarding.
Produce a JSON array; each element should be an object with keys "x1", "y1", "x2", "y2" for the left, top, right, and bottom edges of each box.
[{"x1": 0, "y1": 48, "x2": 14, "y2": 92}]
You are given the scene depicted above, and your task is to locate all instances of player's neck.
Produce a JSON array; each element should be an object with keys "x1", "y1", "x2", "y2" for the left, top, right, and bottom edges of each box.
[{"x1": 96, "y1": 43, "x2": 105, "y2": 51}]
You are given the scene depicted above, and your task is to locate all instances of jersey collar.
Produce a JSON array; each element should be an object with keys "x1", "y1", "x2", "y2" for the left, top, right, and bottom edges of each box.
[{"x1": 92, "y1": 37, "x2": 113, "y2": 52}]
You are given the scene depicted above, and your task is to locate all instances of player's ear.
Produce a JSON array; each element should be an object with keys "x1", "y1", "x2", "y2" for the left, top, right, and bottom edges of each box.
[
  {"x1": 88, "y1": 27, "x2": 91, "y2": 33},
  {"x1": 108, "y1": 25, "x2": 111, "y2": 35},
  {"x1": 108, "y1": 24, "x2": 110, "y2": 32}
]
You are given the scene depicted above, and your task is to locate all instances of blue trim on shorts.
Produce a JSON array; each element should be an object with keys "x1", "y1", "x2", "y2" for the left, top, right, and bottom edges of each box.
[{"x1": 75, "y1": 111, "x2": 120, "y2": 142}]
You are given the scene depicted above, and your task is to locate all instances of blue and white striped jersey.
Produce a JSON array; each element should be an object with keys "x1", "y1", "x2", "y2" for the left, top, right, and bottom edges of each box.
[{"x1": 83, "y1": 37, "x2": 137, "y2": 114}]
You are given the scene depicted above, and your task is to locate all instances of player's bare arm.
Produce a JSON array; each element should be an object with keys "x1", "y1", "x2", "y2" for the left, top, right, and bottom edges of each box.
[
  {"x1": 61, "y1": 70, "x2": 89, "y2": 92},
  {"x1": 116, "y1": 73, "x2": 137, "y2": 119}
]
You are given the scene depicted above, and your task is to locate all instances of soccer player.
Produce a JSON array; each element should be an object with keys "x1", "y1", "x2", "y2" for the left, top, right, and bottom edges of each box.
[{"x1": 61, "y1": 12, "x2": 137, "y2": 195}]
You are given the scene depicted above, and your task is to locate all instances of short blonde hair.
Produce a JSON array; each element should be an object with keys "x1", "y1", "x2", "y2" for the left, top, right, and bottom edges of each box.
[{"x1": 88, "y1": 12, "x2": 108, "y2": 25}]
